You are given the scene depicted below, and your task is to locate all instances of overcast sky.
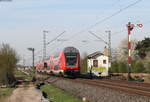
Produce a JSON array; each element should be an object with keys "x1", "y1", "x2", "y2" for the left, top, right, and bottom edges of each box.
[{"x1": 0, "y1": 0, "x2": 150, "y2": 65}]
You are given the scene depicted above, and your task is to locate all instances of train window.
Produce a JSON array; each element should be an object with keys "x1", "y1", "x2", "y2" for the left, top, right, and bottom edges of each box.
[
  {"x1": 65, "y1": 55, "x2": 77, "y2": 66},
  {"x1": 93, "y1": 60, "x2": 98, "y2": 67}
]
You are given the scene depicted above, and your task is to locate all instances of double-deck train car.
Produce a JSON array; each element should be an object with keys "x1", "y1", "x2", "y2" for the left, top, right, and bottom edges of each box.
[{"x1": 36, "y1": 47, "x2": 80, "y2": 77}]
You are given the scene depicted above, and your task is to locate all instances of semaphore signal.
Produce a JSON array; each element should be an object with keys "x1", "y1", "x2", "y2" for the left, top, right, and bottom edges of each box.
[{"x1": 126, "y1": 22, "x2": 143, "y2": 80}]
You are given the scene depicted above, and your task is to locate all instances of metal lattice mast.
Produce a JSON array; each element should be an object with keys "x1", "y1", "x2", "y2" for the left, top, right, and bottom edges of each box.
[
  {"x1": 106, "y1": 30, "x2": 111, "y2": 60},
  {"x1": 43, "y1": 30, "x2": 48, "y2": 61}
]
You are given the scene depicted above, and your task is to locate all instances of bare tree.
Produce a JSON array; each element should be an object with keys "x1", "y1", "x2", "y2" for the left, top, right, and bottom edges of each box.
[
  {"x1": 115, "y1": 38, "x2": 138, "y2": 63},
  {"x1": 0, "y1": 43, "x2": 19, "y2": 85},
  {"x1": 80, "y1": 53, "x2": 88, "y2": 73}
]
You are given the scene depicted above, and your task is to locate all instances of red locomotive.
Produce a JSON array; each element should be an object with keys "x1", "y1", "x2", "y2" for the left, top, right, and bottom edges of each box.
[{"x1": 36, "y1": 47, "x2": 80, "y2": 77}]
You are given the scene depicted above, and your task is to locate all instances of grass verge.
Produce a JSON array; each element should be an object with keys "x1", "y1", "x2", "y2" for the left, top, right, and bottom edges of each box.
[
  {"x1": 0, "y1": 88, "x2": 14, "y2": 99},
  {"x1": 40, "y1": 84, "x2": 83, "y2": 102},
  {"x1": 14, "y1": 70, "x2": 32, "y2": 81}
]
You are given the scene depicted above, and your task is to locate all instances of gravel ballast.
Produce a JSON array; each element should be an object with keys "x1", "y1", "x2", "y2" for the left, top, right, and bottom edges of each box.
[{"x1": 48, "y1": 77, "x2": 150, "y2": 102}]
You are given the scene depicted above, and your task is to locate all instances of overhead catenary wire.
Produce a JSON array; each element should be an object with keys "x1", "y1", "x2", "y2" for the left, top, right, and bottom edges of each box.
[
  {"x1": 23, "y1": 0, "x2": 146, "y2": 66},
  {"x1": 47, "y1": 31, "x2": 66, "y2": 45},
  {"x1": 26, "y1": 31, "x2": 66, "y2": 63},
  {"x1": 46, "y1": 0, "x2": 143, "y2": 54},
  {"x1": 36, "y1": 31, "x2": 66, "y2": 55},
  {"x1": 77, "y1": 0, "x2": 143, "y2": 34},
  {"x1": 27, "y1": 0, "x2": 143, "y2": 63},
  {"x1": 88, "y1": 31, "x2": 108, "y2": 45}
]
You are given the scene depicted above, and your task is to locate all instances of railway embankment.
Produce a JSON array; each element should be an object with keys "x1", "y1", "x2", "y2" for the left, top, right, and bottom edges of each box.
[
  {"x1": 38, "y1": 83, "x2": 83, "y2": 102},
  {"x1": 45, "y1": 77, "x2": 150, "y2": 102},
  {"x1": 0, "y1": 70, "x2": 84, "y2": 102}
]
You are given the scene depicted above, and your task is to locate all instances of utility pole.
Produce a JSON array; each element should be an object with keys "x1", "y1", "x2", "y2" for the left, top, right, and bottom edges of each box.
[
  {"x1": 27, "y1": 47, "x2": 36, "y2": 80},
  {"x1": 89, "y1": 31, "x2": 111, "y2": 62},
  {"x1": 88, "y1": 31, "x2": 111, "y2": 76},
  {"x1": 22, "y1": 55, "x2": 26, "y2": 67},
  {"x1": 105, "y1": 30, "x2": 111, "y2": 61},
  {"x1": 33, "y1": 48, "x2": 34, "y2": 68},
  {"x1": 43, "y1": 30, "x2": 49, "y2": 61},
  {"x1": 27, "y1": 48, "x2": 35, "y2": 68}
]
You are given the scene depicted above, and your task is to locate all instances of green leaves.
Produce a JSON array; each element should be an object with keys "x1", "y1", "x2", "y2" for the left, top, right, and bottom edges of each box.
[
  {"x1": 111, "y1": 61, "x2": 127, "y2": 73},
  {"x1": 135, "y1": 37, "x2": 150, "y2": 59}
]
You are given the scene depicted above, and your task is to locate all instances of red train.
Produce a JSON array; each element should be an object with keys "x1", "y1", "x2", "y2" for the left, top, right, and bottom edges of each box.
[{"x1": 36, "y1": 47, "x2": 80, "y2": 77}]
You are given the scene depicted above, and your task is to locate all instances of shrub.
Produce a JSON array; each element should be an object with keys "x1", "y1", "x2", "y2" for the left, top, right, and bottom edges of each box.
[
  {"x1": 132, "y1": 61, "x2": 145, "y2": 73},
  {"x1": 111, "y1": 61, "x2": 127, "y2": 73},
  {"x1": 144, "y1": 62, "x2": 150, "y2": 73},
  {"x1": 111, "y1": 61, "x2": 119, "y2": 73},
  {"x1": 118, "y1": 62, "x2": 127, "y2": 73},
  {"x1": 0, "y1": 44, "x2": 19, "y2": 85}
]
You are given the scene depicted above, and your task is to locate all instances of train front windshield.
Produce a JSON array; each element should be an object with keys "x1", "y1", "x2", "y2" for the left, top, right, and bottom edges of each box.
[{"x1": 65, "y1": 54, "x2": 77, "y2": 67}]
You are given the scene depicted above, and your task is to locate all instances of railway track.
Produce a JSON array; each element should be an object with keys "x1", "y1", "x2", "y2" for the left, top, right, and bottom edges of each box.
[
  {"x1": 98, "y1": 78, "x2": 150, "y2": 88},
  {"x1": 20, "y1": 73, "x2": 150, "y2": 101},
  {"x1": 37, "y1": 74, "x2": 150, "y2": 97},
  {"x1": 72, "y1": 78, "x2": 150, "y2": 97}
]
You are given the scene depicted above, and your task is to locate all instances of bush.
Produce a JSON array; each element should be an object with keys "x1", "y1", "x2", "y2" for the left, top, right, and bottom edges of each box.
[
  {"x1": 110, "y1": 61, "x2": 119, "y2": 73},
  {"x1": 0, "y1": 44, "x2": 19, "y2": 85},
  {"x1": 131, "y1": 61, "x2": 145, "y2": 73},
  {"x1": 111, "y1": 61, "x2": 127, "y2": 73},
  {"x1": 111, "y1": 60, "x2": 146, "y2": 73},
  {"x1": 118, "y1": 62, "x2": 127, "y2": 73},
  {"x1": 144, "y1": 62, "x2": 150, "y2": 73}
]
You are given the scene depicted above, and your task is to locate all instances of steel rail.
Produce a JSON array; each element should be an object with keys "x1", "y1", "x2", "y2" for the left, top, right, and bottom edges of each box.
[
  {"x1": 72, "y1": 79, "x2": 150, "y2": 97},
  {"x1": 77, "y1": 79, "x2": 150, "y2": 92},
  {"x1": 97, "y1": 78, "x2": 150, "y2": 87}
]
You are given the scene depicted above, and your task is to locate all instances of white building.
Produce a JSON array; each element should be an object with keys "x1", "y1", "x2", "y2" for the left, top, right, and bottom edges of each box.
[{"x1": 87, "y1": 51, "x2": 110, "y2": 76}]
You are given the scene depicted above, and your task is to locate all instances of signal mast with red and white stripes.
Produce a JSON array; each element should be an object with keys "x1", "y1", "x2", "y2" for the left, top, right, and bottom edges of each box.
[{"x1": 126, "y1": 22, "x2": 143, "y2": 80}]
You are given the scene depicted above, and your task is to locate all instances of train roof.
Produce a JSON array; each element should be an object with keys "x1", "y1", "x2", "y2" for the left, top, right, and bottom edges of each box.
[{"x1": 63, "y1": 47, "x2": 79, "y2": 53}]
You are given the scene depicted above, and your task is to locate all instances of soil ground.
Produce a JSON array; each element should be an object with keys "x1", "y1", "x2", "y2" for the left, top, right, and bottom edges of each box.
[{"x1": 3, "y1": 85, "x2": 43, "y2": 102}]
